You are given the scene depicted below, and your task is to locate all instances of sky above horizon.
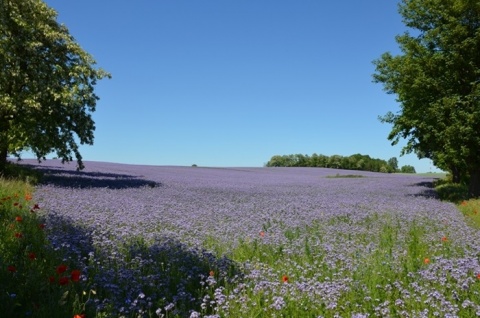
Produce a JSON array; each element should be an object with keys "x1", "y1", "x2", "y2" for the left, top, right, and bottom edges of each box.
[{"x1": 38, "y1": 0, "x2": 441, "y2": 172}]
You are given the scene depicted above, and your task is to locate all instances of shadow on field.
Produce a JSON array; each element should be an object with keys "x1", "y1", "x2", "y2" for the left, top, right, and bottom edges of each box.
[
  {"x1": 44, "y1": 213, "x2": 243, "y2": 317},
  {"x1": 408, "y1": 181, "x2": 439, "y2": 199},
  {"x1": 24, "y1": 164, "x2": 160, "y2": 189}
]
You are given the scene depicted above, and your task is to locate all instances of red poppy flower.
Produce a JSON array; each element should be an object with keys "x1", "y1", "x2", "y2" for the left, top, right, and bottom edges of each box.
[
  {"x1": 28, "y1": 252, "x2": 37, "y2": 260},
  {"x1": 7, "y1": 265, "x2": 16, "y2": 273},
  {"x1": 25, "y1": 193, "x2": 32, "y2": 201},
  {"x1": 38, "y1": 223, "x2": 46, "y2": 229},
  {"x1": 71, "y1": 270, "x2": 81, "y2": 282},
  {"x1": 259, "y1": 231, "x2": 265, "y2": 237},
  {"x1": 424, "y1": 258, "x2": 430, "y2": 265},
  {"x1": 74, "y1": 314, "x2": 86, "y2": 318},
  {"x1": 15, "y1": 232, "x2": 23, "y2": 238},
  {"x1": 477, "y1": 273, "x2": 480, "y2": 280},
  {"x1": 441, "y1": 236, "x2": 448, "y2": 242},
  {"x1": 56, "y1": 264, "x2": 67, "y2": 274},
  {"x1": 15, "y1": 216, "x2": 22, "y2": 222},
  {"x1": 282, "y1": 275, "x2": 289, "y2": 283},
  {"x1": 59, "y1": 276, "x2": 69, "y2": 286}
]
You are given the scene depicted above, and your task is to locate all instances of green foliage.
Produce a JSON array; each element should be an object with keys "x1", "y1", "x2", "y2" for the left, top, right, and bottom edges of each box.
[
  {"x1": 435, "y1": 182, "x2": 469, "y2": 203},
  {"x1": 400, "y1": 165, "x2": 416, "y2": 173},
  {"x1": 266, "y1": 153, "x2": 404, "y2": 173},
  {"x1": 0, "y1": 0, "x2": 110, "y2": 171},
  {"x1": 387, "y1": 157, "x2": 399, "y2": 172},
  {"x1": 373, "y1": 0, "x2": 480, "y2": 196}
]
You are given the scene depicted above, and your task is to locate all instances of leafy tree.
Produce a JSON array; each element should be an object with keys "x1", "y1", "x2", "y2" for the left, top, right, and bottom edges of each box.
[
  {"x1": 265, "y1": 153, "x2": 396, "y2": 173},
  {"x1": 387, "y1": 157, "x2": 399, "y2": 172},
  {"x1": 328, "y1": 155, "x2": 343, "y2": 169},
  {"x1": 373, "y1": 0, "x2": 480, "y2": 197},
  {"x1": 401, "y1": 165, "x2": 416, "y2": 174},
  {"x1": 0, "y1": 0, "x2": 110, "y2": 172}
]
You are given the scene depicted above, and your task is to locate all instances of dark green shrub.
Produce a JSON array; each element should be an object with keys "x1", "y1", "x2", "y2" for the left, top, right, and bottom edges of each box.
[{"x1": 435, "y1": 183, "x2": 469, "y2": 203}]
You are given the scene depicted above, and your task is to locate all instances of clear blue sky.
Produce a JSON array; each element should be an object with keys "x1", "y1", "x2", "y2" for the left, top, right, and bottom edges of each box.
[{"x1": 39, "y1": 0, "x2": 440, "y2": 172}]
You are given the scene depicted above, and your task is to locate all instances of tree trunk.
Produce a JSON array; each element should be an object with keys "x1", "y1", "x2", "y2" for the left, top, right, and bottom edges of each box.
[
  {"x1": 0, "y1": 142, "x2": 8, "y2": 174},
  {"x1": 468, "y1": 169, "x2": 480, "y2": 198},
  {"x1": 450, "y1": 166, "x2": 461, "y2": 183},
  {"x1": 0, "y1": 114, "x2": 9, "y2": 174}
]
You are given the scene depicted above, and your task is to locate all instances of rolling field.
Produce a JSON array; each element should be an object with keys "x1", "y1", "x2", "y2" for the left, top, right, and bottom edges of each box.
[{"x1": 3, "y1": 160, "x2": 480, "y2": 317}]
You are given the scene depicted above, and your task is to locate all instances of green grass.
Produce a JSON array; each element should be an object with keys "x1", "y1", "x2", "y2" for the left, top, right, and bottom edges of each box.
[
  {"x1": 0, "y1": 176, "x2": 88, "y2": 317},
  {"x1": 458, "y1": 199, "x2": 480, "y2": 229},
  {"x1": 415, "y1": 172, "x2": 447, "y2": 178},
  {"x1": 433, "y1": 177, "x2": 480, "y2": 229}
]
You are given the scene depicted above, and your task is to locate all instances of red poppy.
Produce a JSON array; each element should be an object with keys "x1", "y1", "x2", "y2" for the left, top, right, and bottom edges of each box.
[
  {"x1": 74, "y1": 314, "x2": 86, "y2": 318},
  {"x1": 282, "y1": 275, "x2": 289, "y2": 283},
  {"x1": 59, "y1": 276, "x2": 69, "y2": 286},
  {"x1": 15, "y1": 232, "x2": 23, "y2": 238},
  {"x1": 15, "y1": 216, "x2": 22, "y2": 222},
  {"x1": 56, "y1": 264, "x2": 67, "y2": 274},
  {"x1": 259, "y1": 231, "x2": 265, "y2": 237},
  {"x1": 442, "y1": 236, "x2": 448, "y2": 242},
  {"x1": 25, "y1": 193, "x2": 32, "y2": 201},
  {"x1": 424, "y1": 258, "x2": 430, "y2": 265},
  {"x1": 28, "y1": 252, "x2": 37, "y2": 260},
  {"x1": 71, "y1": 270, "x2": 81, "y2": 282},
  {"x1": 7, "y1": 265, "x2": 16, "y2": 273},
  {"x1": 477, "y1": 273, "x2": 480, "y2": 280},
  {"x1": 38, "y1": 223, "x2": 46, "y2": 229}
]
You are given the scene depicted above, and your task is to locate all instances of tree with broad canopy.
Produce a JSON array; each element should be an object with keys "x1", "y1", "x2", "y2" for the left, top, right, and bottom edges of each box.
[
  {"x1": 373, "y1": 0, "x2": 480, "y2": 197},
  {"x1": 0, "y1": 0, "x2": 110, "y2": 172}
]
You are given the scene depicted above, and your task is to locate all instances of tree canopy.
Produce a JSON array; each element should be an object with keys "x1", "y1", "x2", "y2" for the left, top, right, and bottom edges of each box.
[
  {"x1": 373, "y1": 0, "x2": 480, "y2": 196},
  {"x1": 0, "y1": 0, "x2": 110, "y2": 171},
  {"x1": 265, "y1": 153, "x2": 415, "y2": 173}
]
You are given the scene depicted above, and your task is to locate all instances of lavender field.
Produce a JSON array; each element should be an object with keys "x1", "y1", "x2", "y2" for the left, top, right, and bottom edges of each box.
[{"x1": 25, "y1": 160, "x2": 480, "y2": 317}]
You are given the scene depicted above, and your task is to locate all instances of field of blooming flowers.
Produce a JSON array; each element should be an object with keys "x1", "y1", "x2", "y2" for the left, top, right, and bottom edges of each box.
[{"x1": 5, "y1": 159, "x2": 480, "y2": 317}]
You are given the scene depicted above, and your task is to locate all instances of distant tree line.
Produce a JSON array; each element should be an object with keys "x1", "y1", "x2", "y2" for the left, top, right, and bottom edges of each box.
[{"x1": 265, "y1": 153, "x2": 416, "y2": 173}]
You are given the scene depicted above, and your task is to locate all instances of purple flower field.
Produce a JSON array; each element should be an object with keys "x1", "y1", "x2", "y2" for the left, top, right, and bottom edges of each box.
[{"x1": 23, "y1": 160, "x2": 480, "y2": 317}]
